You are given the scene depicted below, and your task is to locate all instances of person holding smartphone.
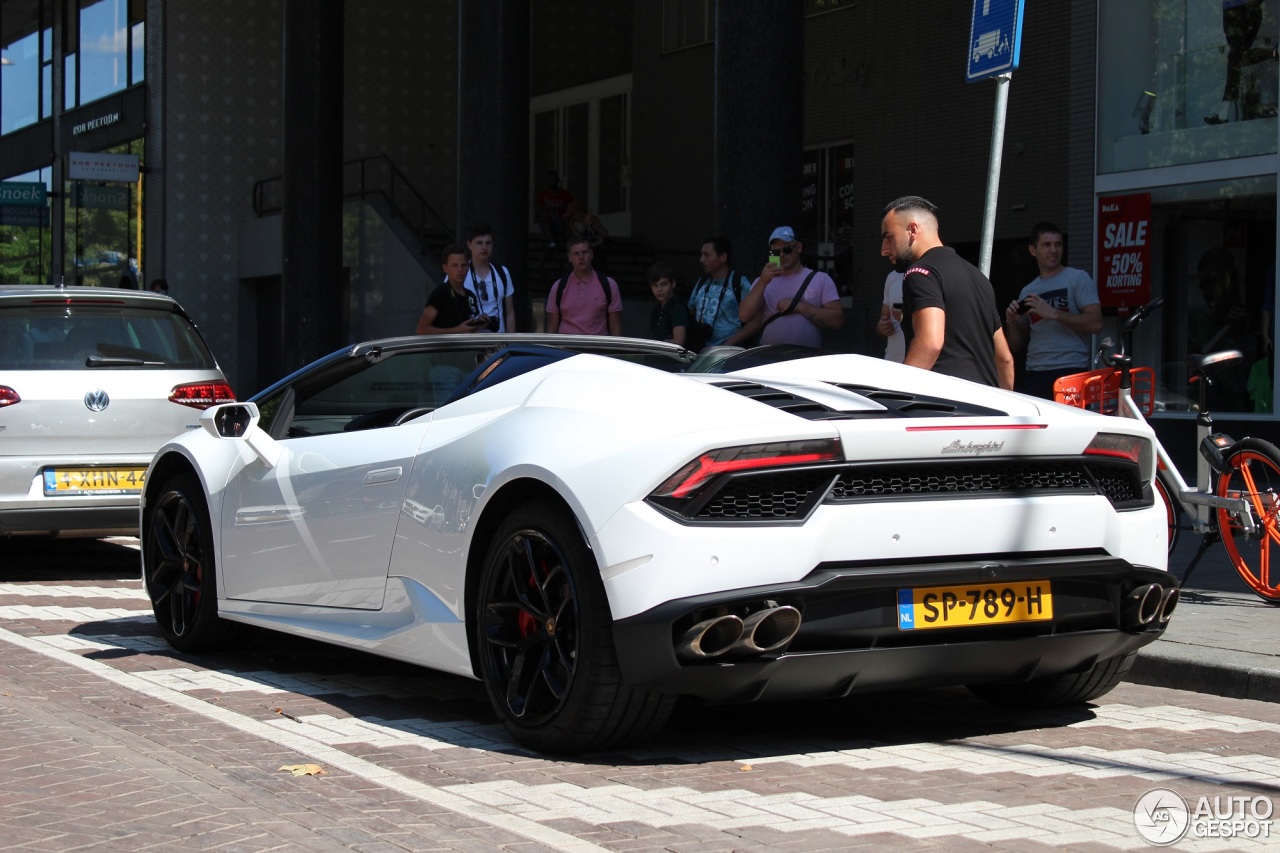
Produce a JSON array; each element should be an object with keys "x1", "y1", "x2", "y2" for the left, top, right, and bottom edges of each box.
[
  {"x1": 1003, "y1": 221, "x2": 1101, "y2": 398},
  {"x1": 738, "y1": 225, "x2": 843, "y2": 349},
  {"x1": 415, "y1": 243, "x2": 489, "y2": 334}
]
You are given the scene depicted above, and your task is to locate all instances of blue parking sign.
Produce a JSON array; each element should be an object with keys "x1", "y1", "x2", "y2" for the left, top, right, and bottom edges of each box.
[{"x1": 967, "y1": 0, "x2": 1024, "y2": 82}]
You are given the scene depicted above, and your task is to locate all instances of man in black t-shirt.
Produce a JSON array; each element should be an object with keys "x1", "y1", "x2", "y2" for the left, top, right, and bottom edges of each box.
[
  {"x1": 415, "y1": 243, "x2": 487, "y2": 334},
  {"x1": 879, "y1": 196, "x2": 1014, "y2": 389}
]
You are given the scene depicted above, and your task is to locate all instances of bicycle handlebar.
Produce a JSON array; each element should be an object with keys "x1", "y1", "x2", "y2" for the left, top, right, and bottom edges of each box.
[{"x1": 1120, "y1": 296, "x2": 1165, "y2": 337}]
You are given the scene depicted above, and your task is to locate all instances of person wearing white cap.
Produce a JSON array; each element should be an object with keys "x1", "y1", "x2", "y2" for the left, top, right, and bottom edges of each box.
[{"x1": 738, "y1": 225, "x2": 843, "y2": 348}]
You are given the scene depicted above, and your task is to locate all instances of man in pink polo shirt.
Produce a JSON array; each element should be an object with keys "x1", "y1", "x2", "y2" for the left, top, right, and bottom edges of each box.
[{"x1": 545, "y1": 236, "x2": 623, "y2": 335}]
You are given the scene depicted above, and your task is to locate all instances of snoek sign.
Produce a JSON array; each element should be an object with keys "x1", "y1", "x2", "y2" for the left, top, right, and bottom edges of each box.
[
  {"x1": 1097, "y1": 193, "x2": 1152, "y2": 309},
  {"x1": 0, "y1": 181, "x2": 48, "y2": 206},
  {"x1": 75, "y1": 184, "x2": 129, "y2": 211}
]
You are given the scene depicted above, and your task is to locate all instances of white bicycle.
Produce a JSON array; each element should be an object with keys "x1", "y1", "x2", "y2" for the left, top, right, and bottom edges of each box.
[{"x1": 1054, "y1": 297, "x2": 1280, "y2": 603}]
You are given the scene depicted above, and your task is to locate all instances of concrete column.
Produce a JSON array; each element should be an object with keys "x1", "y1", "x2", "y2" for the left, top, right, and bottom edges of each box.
[
  {"x1": 50, "y1": 0, "x2": 66, "y2": 283},
  {"x1": 457, "y1": 0, "x2": 531, "y2": 330},
  {"x1": 280, "y1": 0, "x2": 344, "y2": 375},
  {"x1": 713, "y1": 1, "x2": 804, "y2": 271},
  {"x1": 143, "y1": 0, "x2": 165, "y2": 283}
]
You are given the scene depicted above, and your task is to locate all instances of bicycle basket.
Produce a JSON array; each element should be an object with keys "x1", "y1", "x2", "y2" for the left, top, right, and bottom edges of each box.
[{"x1": 1052, "y1": 367, "x2": 1156, "y2": 416}]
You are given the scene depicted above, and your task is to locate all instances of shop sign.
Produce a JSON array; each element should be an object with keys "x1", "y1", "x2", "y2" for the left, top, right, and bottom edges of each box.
[
  {"x1": 72, "y1": 111, "x2": 122, "y2": 136},
  {"x1": 800, "y1": 150, "x2": 823, "y2": 242},
  {"x1": 0, "y1": 206, "x2": 50, "y2": 227},
  {"x1": 827, "y1": 143, "x2": 855, "y2": 248},
  {"x1": 68, "y1": 152, "x2": 140, "y2": 183},
  {"x1": 76, "y1": 184, "x2": 130, "y2": 211},
  {"x1": 0, "y1": 181, "x2": 47, "y2": 206},
  {"x1": 1097, "y1": 193, "x2": 1152, "y2": 309}
]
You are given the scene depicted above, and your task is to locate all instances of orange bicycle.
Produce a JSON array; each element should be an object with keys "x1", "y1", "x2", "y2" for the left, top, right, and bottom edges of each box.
[{"x1": 1054, "y1": 297, "x2": 1280, "y2": 603}]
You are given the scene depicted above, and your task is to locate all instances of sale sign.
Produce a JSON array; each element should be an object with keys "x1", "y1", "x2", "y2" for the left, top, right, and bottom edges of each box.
[{"x1": 1097, "y1": 193, "x2": 1152, "y2": 309}]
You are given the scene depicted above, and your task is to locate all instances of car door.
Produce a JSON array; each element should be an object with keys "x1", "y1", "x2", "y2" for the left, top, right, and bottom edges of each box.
[
  {"x1": 219, "y1": 348, "x2": 470, "y2": 609},
  {"x1": 219, "y1": 427, "x2": 424, "y2": 609}
]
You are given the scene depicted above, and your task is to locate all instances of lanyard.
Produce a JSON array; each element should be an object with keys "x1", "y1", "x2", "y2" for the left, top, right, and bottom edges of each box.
[{"x1": 695, "y1": 272, "x2": 734, "y2": 324}]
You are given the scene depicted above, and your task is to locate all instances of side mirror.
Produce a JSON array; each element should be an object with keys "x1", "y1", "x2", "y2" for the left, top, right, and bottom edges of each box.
[
  {"x1": 209, "y1": 402, "x2": 257, "y2": 438},
  {"x1": 199, "y1": 402, "x2": 280, "y2": 469}
]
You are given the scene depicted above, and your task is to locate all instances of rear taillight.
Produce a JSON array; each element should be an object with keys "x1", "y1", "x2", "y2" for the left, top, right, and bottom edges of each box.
[
  {"x1": 1085, "y1": 432, "x2": 1153, "y2": 482},
  {"x1": 652, "y1": 438, "x2": 842, "y2": 501},
  {"x1": 0, "y1": 386, "x2": 19, "y2": 407},
  {"x1": 170, "y1": 382, "x2": 236, "y2": 410}
]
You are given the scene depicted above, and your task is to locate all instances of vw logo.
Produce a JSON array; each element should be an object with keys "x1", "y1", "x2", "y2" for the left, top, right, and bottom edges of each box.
[{"x1": 84, "y1": 389, "x2": 110, "y2": 412}]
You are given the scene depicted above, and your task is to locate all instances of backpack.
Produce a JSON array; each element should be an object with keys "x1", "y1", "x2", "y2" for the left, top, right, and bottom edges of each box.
[{"x1": 553, "y1": 272, "x2": 612, "y2": 312}]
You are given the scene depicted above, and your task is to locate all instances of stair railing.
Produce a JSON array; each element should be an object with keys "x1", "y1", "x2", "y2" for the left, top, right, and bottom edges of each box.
[{"x1": 251, "y1": 154, "x2": 452, "y2": 252}]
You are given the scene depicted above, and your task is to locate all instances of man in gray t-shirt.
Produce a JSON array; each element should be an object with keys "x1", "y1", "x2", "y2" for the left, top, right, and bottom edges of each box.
[{"x1": 1004, "y1": 222, "x2": 1102, "y2": 399}]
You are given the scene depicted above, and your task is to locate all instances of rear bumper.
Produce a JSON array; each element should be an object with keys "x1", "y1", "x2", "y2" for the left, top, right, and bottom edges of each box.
[
  {"x1": 0, "y1": 504, "x2": 138, "y2": 536},
  {"x1": 612, "y1": 555, "x2": 1174, "y2": 701},
  {"x1": 0, "y1": 455, "x2": 149, "y2": 535}
]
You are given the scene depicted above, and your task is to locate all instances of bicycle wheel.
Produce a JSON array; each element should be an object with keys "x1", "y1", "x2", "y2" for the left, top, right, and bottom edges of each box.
[
  {"x1": 1155, "y1": 475, "x2": 1179, "y2": 554},
  {"x1": 1216, "y1": 437, "x2": 1280, "y2": 603}
]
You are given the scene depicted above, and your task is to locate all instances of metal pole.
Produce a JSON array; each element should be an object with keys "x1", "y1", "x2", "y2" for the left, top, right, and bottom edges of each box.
[{"x1": 978, "y1": 72, "x2": 1012, "y2": 278}]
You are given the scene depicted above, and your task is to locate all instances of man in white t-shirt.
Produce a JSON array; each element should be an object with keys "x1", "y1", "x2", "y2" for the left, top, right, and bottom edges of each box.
[
  {"x1": 876, "y1": 269, "x2": 905, "y2": 362},
  {"x1": 739, "y1": 225, "x2": 843, "y2": 349},
  {"x1": 1004, "y1": 221, "x2": 1102, "y2": 399},
  {"x1": 463, "y1": 222, "x2": 516, "y2": 333}
]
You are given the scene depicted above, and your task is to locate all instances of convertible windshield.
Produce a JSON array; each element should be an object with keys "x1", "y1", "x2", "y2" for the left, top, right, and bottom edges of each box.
[{"x1": 255, "y1": 339, "x2": 696, "y2": 439}]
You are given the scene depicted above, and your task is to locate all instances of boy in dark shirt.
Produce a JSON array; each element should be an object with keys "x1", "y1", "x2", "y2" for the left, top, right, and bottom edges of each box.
[
  {"x1": 416, "y1": 244, "x2": 488, "y2": 334},
  {"x1": 647, "y1": 260, "x2": 689, "y2": 347}
]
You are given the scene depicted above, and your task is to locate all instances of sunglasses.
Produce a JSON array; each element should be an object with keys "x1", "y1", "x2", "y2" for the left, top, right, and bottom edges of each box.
[{"x1": 771, "y1": 244, "x2": 797, "y2": 255}]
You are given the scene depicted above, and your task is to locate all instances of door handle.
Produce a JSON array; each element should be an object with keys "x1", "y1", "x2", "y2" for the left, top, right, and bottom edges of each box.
[{"x1": 363, "y1": 466, "x2": 403, "y2": 486}]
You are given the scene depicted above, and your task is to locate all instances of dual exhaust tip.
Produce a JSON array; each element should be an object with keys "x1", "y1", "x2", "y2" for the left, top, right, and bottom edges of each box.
[
  {"x1": 675, "y1": 605, "x2": 802, "y2": 662},
  {"x1": 675, "y1": 581, "x2": 1173, "y2": 660},
  {"x1": 1123, "y1": 582, "x2": 1178, "y2": 630}
]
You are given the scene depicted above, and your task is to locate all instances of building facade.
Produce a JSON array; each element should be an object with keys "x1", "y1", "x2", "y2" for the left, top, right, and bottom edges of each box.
[{"x1": 1, "y1": 1, "x2": 1276, "y2": 457}]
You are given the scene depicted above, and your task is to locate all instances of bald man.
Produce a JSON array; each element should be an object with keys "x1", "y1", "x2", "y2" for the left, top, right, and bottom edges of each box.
[{"x1": 880, "y1": 195, "x2": 1014, "y2": 390}]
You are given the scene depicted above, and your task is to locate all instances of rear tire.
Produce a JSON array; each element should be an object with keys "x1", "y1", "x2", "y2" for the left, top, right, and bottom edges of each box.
[
  {"x1": 1216, "y1": 437, "x2": 1280, "y2": 604},
  {"x1": 143, "y1": 472, "x2": 247, "y2": 651},
  {"x1": 476, "y1": 503, "x2": 674, "y2": 753},
  {"x1": 967, "y1": 651, "x2": 1137, "y2": 708}
]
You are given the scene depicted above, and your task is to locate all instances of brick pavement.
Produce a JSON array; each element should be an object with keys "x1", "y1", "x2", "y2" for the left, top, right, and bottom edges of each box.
[
  {"x1": 1129, "y1": 523, "x2": 1280, "y2": 702},
  {"x1": 1, "y1": 537, "x2": 1279, "y2": 851}
]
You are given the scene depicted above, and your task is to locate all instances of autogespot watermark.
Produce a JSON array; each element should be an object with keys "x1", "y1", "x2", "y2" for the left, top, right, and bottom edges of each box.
[{"x1": 1133, "y1": 788, "x2": 1273, "y2": 845}]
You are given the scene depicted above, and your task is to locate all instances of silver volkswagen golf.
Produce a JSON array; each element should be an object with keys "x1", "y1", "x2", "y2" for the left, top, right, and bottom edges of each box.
[{"x1": 0, "y1": 285, "x2": 233, "y2": 537}]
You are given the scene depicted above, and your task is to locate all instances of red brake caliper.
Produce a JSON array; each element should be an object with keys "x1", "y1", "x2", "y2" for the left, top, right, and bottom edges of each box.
[{"x1": 516, "y1": 563, "x2": 541, "y2": 637}]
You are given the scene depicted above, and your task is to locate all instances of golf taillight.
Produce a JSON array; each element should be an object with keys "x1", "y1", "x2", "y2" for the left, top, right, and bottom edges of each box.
[
  {"x1": 0, "y1": 386, "x2": 19, "y2": 407},
  {"x1": 170, "y1": 381, "x2": 236, "y2": 410}
]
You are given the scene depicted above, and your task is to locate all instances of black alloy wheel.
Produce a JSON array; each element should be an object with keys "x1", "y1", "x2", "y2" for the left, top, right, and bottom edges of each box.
[
  {"x1": 477, "y1": 503, "x2": 673, "y2": 752},
  {"x1": 144, "y1": 472, "x2": 241, "y2": 652}
]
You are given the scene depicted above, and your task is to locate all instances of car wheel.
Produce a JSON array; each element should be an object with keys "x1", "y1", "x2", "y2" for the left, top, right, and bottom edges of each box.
[
  {"x1": 144, "y1": 472, "x2": 244, "y2": 652},
  {"x1": 476, "y1": 503, "x2": 674, "y2": 753},
  {"x1": 966, "y1": 650, "x2": 1137, "y2": 708}
]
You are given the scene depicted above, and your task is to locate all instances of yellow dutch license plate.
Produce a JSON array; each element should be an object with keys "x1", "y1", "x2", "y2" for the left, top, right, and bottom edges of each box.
[
  {"x1": 897, "y1": 580, "x2": 1052, "y2": 630},
  {"x1": 43, "y1": 467, "x2": 147, "y2": 496}
]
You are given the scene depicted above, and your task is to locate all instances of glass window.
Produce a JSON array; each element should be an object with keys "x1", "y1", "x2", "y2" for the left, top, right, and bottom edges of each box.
[
  {"x1": 0, "y1": 304, "x2": 217, "y2": 370},
  {"x1": 63, "y1": 51, "x2": 74, "y2": 109},
  {"x1": 79, "y1": 0, "x2": 128, "y2": 105},
  {"x1": 1115, "y1": 177, "x2": 1276, "y2": 415},
  {"x1": 662, "y1": 0, "x2": 709, "y2": 52},
  {"x1": 804, "y1": 0, "x2": 853, "y2": 15},
  {"x1": 0, "y1": 165, "x2": 51, "y2": 283},
  {"x1": 129, "y1": 19, "x2": 142, "y2": 85},
  {"x1": 1, "y1": 0, "x2": 40, "y2": 134},
  {"x1": 1099, "y1": 0, "x2": 1280, "y2": 173}
]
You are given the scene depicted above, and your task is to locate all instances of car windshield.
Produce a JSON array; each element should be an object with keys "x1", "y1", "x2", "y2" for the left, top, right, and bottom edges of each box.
[
  {"x1": 254, "y1": 339, "x2": 695, "y2": 439},
  {"x1": 0, "y1": 304, "x2": 218, "y2": 370}
]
